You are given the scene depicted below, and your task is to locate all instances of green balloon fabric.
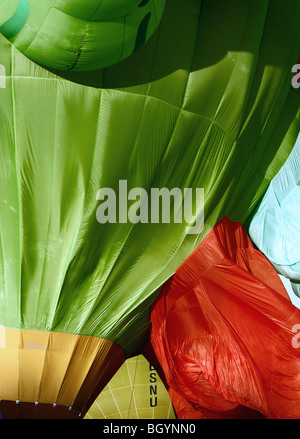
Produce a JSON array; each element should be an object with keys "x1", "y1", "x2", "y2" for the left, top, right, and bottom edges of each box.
[
  {"x1": 0, "y1": 0, "x2": 299, "y2": 355},
  {"x1": 0, "y1": 0, "x2": 165, "y2": 71},
  {"x1": 0, "y1": 0, "x2": 30, "y2": 39}
]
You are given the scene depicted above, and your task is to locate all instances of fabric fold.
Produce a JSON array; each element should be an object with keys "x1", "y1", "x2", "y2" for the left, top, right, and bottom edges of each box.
[{"x1": 149, "y1": 217, "x2": 300, "y2": 419}]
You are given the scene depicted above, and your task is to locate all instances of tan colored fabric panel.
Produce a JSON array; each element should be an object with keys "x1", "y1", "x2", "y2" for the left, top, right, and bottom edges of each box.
[
  {"x1": 38, "y1": 333, "x2": 80, "y2": 404},
  {"x1": 19, "y1": 348, "x2": 47, "y2": 402},
  {"x1": 0, "y1": 328, "x2": 125, "y2": 418}
]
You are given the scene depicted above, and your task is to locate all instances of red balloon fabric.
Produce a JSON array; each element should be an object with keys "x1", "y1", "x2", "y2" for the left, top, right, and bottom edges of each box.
[{"x1": 149, "y1": 217, "x2": 300, "y2": 419}]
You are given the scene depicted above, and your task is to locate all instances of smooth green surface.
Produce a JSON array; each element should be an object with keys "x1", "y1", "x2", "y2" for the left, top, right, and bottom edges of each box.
[
  {"x1": 0, "y1": 0, "x2": 165, "y2": 71},
  {"x1": 0, "y1": 0, "x2": 299, "y2": 354}
]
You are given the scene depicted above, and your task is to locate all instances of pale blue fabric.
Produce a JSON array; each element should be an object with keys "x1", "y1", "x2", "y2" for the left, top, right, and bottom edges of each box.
[{"x1": 249, "y1": 132, "x2": 300, "y2": 290}]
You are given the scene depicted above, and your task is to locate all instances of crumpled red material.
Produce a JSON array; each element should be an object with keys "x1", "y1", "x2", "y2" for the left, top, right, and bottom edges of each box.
[{"x1": 149, "y1": 217, "x2": 300, "y2": 419}]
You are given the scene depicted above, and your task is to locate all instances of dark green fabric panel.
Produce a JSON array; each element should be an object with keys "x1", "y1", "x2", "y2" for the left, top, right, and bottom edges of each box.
[{"x1": 0, "y1": 0, "x2": 298, "y2": 354}]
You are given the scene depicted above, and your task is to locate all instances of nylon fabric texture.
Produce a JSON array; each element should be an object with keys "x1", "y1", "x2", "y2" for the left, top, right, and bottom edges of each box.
[
  {"x1": 0, "y1": 0, "x2": 30, "y2": 40},
  {"x1": 149, "y1": 217, "x2": 300, "y2": 419},
  {"x1": 0, "y1": 0, "x2": 299, "y2": 420},
  {"x1": 0, "y1": 328, "x2": 125, "y2": 418},
  {"x1": 0, "y1": 0, "x2": 299, "y2": 356},
  {"x1": 0, "y1": 0, "x2": 165, "y2": 71},
  {"x1": 249, "y1": 132, "x2": 300, "y2": 294}
]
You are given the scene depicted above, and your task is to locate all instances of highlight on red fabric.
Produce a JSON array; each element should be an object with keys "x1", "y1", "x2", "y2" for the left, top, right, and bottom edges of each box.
[{"x1": 149, "y1": 216, "x2": 300, "y2": 419}]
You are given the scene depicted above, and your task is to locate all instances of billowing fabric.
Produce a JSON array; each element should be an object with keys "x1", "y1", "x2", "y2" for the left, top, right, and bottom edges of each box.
[
  {"x1": 0, "y1": 0, "x2": 299, "y2": 358},
  {"x1": 0, "y1": 0, "x2": 165, "y2": 71},
  {"x1": 249, "y1": 132, "x2": 300, "y2": 295},
  {"x1": 149, "y1": 217, "x2": 300, "y2": 419}
]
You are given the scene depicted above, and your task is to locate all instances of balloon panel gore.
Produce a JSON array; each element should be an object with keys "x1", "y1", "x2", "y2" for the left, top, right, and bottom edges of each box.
[
  {"x1": 0, "y1": 0, "x2": 165, "y2": 71},
  {"x1": 85, "y1": 354, "x2": 176, "y2": 419},
  {"x1": 0, "y1": 328, "x2": 125, "y2": 419}
]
